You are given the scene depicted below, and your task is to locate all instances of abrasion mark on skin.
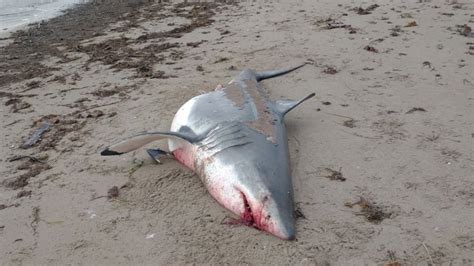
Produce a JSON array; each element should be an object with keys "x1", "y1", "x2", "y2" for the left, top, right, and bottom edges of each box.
[
  {"x1": 243, "y1": 80, "x2": 277, "y2": 143},
  {"x1": 223, "y1": 83, "x2": 245, "y2": 108}
]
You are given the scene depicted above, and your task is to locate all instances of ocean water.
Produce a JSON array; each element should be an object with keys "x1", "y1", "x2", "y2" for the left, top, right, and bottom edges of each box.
[{"x1": 0, "y1": 0, "x2": 88, "y2": 36}]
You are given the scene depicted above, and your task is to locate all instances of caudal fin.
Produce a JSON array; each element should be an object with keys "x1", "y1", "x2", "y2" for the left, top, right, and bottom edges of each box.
[
  {"x1": 274, "y1": 93, "x2": 316, "y2": 117},
  {"x1": 256, "y1": 63, "x2": 306, "y2": 82}
]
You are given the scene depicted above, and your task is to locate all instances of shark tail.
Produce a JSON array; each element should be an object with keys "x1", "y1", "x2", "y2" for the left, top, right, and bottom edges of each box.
[
  {"x1": 256, "y1": 63, "x2": 306, "y2": 82},
  {"x1": 275, "y1": 93, "x2": 316, "y2": 117}
]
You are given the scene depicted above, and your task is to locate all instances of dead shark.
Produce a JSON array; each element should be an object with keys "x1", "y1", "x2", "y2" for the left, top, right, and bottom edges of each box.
[{"x1": 101, "y1": 63, "x2": 314, "y2": 240}]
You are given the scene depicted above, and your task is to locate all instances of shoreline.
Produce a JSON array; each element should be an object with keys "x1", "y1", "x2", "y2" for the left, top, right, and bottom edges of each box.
[{"x1": 0, "y1": 0, "x2": 89, "y2": 39}]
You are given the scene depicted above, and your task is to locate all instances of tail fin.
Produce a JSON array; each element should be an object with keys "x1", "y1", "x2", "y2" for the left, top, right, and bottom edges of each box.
[
  {"x1": 275, "y1": 93, "x2": 316, "y2": 117},
  {"x1": 256, "y1": 63, "x2": 306, "y2": 82}
]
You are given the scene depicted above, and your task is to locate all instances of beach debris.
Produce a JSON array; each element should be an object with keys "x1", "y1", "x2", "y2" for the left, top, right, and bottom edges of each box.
[
  {"x1": 345, "y1": 196, "x2": 391, "y2": 224},
  {"x1": 5, "y1": 119, "x2": 22, "y2": 127},
  {"x1": 314, "y1": 17, "x2": 350, "y2": 30},
  {"x1": 92, "y1": 86, "x2": 124, "y2": 98},
  {"x1": 186, "y1": 40, "x2": 206, "y2": 48},
  {"x1": 406, "y1": 107, "x2": 426, "y2": 114},
  {"x1": 128, "y1": 159, "x2": 144, "y2": 177},
  {"x1": 31, "y1": 206, "x2": 40, "y2": 233},
  {"x1": 324, "y1": 20, "x2": 351, "y2": 30},
  {"x1": 424, "y1": 131, "x2": 440, "y2": 142},
  {"x1": 25, "y1": 80, "x2": 42, "y2": 91},
  {"x1": 214, "y1": 57, "x2": 229, "y2": 63},
  {"x1": 107, "y1": 186, "x2": 120, "y2": 199},
  {"x1": 3, "y1": 156, "x2": 51, "y2": 189},
  {"x1": 17, "y1": 190, "x2": 32, "y2": 198},
  {"x1": 21, "y1": 122, "x2": 51, "y2": 149},
  {"x1": 71, "y1": 72, "x2": 81, "y2": 81},
  {"x1": 5, "y1": 98, "x2": 31, "y2": 113},
  {"x1": 0, "y1": 0, "x2": 229, "y2": 87},
  {"x1": 386, "y1": 250, "x2": 402, "y2": 266},
  {"x1": 89, "y1": 185, "x2": 120, "y2": 201},
  {"x1": 422, "y1": 61, "x2": 435, "y2": 71},
  {"x1": 294, "y1": 207, "x2": 306, "y2": 219},
  {"x1": 343, "y1": 119, "x2": 356, "y2": 128},
  {"x1": 320, "y1": 167, "x2": 346, "y2": 182},
  {"x1": 7, "y1": 155, "x2": 47, "y2": 163},
  {"x1": 353, "y1": 4, "x2": 379, "y2": 15},
  {"x1": 458, "y1": 24, "x2": 473, "y2": 37},
  {"x1": 390, "y1": 25, "x2": 402, "y2": 37},
  {"x1": 440, "y1": 12, "x2": 454, "y2": 17},
  {"x1": 83, "y1": 209, "x2": 96, "y2": 219},
  {"x1": 405, "y1": 21, "x2": 418, "y2": 27},
  {"x1": 25, "y1": 115, "x2": 87, "y2": 151},
  {"x1": 364, "y1": 45, "x2": 379, "y2": 53},
  {"x1": 421, "y1": 242, "x2": 435, "y2": 264},
  {"x1": 86, "y1": 110, "x2": 104, "y2": 119},
  {"x1": 322, "y1": 66, "x2": 338, "y2": 74}
]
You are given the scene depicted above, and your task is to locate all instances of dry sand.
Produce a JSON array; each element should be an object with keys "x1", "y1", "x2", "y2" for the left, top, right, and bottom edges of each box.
[{"x1": 0, "y1": 0, "x2": 473, "y2": 264}]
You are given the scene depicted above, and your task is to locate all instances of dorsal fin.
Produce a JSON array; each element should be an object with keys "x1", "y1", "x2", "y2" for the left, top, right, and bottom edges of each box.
[
  {"x1": 101, "y1": 131, "x2": 195, "y2": 156},
  {"x1": 275, "y1": 93, "x2": 316, "y2": 117}
]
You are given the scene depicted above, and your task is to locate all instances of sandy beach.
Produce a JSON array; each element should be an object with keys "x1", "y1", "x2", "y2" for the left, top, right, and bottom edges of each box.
[{"x1": 0, "y1": 0, "x2": 473, "y2": 264}]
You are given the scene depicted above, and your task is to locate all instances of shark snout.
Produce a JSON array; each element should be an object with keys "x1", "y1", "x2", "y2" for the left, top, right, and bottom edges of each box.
[
  {"x1": 242, "y1": 190, "x2": 296, "y2": 240},
  {"x1": 260, "y1": 202, "x2": 296, "y2": 240}
]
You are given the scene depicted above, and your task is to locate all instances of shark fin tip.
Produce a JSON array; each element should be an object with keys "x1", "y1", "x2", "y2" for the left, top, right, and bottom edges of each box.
[{"x1": 101, "y1": 148, "x2": 123, "y2": 156}]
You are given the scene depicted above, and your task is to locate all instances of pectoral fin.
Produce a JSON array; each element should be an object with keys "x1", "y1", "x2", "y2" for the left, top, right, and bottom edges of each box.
[
  {"x1": 101, "y1": 131, "x2": 194, "y2": 156},
  {"x1": 146, "y1": 148, "x2": 171, "y2": 164}
]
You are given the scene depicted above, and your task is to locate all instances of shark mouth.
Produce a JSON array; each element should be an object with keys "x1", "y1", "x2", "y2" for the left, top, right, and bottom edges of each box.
[
  {"x1": 238, "y1": 191, "x2": 272, "y2": 233},
  {"x1": 220, "y1": 188, "x2": 294, "y2": 240},
  {"x1": 240, "y1": 191, "x2": 259, "y2": 229}
]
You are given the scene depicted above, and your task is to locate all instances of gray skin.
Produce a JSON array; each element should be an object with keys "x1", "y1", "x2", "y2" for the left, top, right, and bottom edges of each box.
[{"x1": 101, "y1": 64, "x2": 314, "y2": 240}]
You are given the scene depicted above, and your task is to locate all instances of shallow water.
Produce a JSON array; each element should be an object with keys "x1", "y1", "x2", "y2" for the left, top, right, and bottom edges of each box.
[{"x1": 0, "y1": 0, "x2": 88, "y2": 36}]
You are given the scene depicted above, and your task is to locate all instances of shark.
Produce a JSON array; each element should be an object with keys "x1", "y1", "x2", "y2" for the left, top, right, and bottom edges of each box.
[{"x1": 101, "y1": 63, "x2": 314, "y2": 240}]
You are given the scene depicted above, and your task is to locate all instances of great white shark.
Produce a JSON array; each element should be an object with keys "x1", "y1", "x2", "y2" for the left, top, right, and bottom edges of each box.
[{"x1": 101, "y1": 63, "x2": 314, "y2": 240}]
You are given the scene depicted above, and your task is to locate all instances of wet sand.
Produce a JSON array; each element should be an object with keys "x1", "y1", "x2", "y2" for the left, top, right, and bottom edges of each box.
[
  {"x1": 0, "y1": 0, "x2": 88, "y2": 38},
  {"x1": 0, "y1": 0, "x2": 473, "y2": 264}
]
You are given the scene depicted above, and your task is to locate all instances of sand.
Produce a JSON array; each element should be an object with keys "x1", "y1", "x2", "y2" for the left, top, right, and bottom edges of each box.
[{"x1": 0, "y1": 0, "x2": 473, "y2": 264}]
